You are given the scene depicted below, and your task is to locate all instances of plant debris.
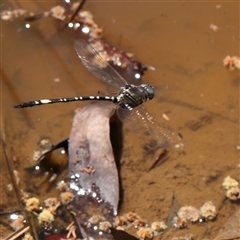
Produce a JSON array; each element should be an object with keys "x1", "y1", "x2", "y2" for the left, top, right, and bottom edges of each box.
[
  {"x1": 222, "y1": 176, "x2": 240, "y2": 200},
  {"x1": 214, "y1": 210, "x2": 240, "y2": 240},
  {"x1": 223, "y1": 55, "x2": 240, "y2": 70},
  {"x1": 173, "y1": 201, "x2": 217, "y2": 229}
]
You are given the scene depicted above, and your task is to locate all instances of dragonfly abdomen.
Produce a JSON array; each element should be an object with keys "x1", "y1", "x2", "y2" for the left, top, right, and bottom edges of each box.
[{"x1": 14, "y1": 96, "x2": 116, "y2": 108}]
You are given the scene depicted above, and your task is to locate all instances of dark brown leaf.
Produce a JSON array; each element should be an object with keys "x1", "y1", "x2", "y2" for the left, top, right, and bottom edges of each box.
[{"x1": 110, "y1": 228, "x2": 138, "y2": 240}]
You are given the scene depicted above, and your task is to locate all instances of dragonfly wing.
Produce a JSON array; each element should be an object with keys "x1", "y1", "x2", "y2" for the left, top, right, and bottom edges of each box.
[
  {"x1": 74, "y1": 40, "x2": 128, "y2": 88},
  {"x1": 120, "y1": 105, "x2": 185, "y2": 150},
  {"x1": 116, "y1": 107, "x2": 131, "y2": 123}
]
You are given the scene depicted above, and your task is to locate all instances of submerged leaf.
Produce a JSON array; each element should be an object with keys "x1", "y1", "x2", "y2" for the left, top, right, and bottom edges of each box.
[
  {"x1": 68, "y1": 102, "x2": 119, "y2": 239},
  {"x1": 214, "y1": 210, "x2": 240, "y2": 240}
]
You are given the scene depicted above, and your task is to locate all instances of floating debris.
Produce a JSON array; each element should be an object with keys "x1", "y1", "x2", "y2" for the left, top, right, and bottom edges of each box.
[
  {"x1": 172, "y1": 216, "x2": 187, "y2": 229},
  {"x1": 150, "y1": 221, "x2": 167, "y2": 234},
  {"x1": 79, "y1": 164, "x2": 96, "y2": 175},
  {"x1": 133, "y1": 218, "x2": 147, "y2": 228},
  {"x1": 162, "y1": 113, "x2": 170, "y2": 121},
  {"x1": 7, "y1": 183, "x2": 13, "y2": 191},
  {"x1": 114, "y1": 215, "x2": 128, "y2": 228},
  {"x1": 53, "y1": 78, "x2": 60, "y2": 82},
  {"x1": 56, "y1": 180, "x2": 69, "y2": 192},
  {"x1": 226, "y1": 187, "x2": 240, "y2": 200},
  {"x1": 177, "y1": 206, "x2": 201, "y2": 222},
  {"x1": 78, "y1": 10, "x2": 93, "y2": 21},
  {"x1": 137, "y1": 227, "x2": 153, "y2": 240},
  {"x1": 13, "y1": 170, "x2": 20, "y2": 185},
  {"x1": 88, "y1": 215, "x2": 106, "y2": 225},
  {"x1": 66, "y1": 222, "x2": 77, "y2": 239},
  {"x1": 223, "y1": 55, "x2": 240, "y2": 70},
  {"x1": 60, "y1": 191, "x2": 74, "y2": 204},
  {"x1": 99, "y1": 221, "x2": 112, "y2": 232},
  {"x1": 222, "y1": 176, "x2": 240, "y2": 200},
  {"x1": 44, "y1": 197, "x2": 60, "y2": 214},
  {"x1": 199, "y1": 201, "x2": 217, "y2": 220},
  {"x1": 126, "y1": 212, "x2": 140, "y2": 223},
  {"x1": 173, "y1": 206, "x2": 199, "y2": 229},
  {"x1": 173, "y1": 202, "x2": 217, "y2": 229},
  {"x1": 25, "y1": 197, "x2": 40, "y2": 211},
  {"x1": 50, "y1": 5, "x2": 65, "y2": 20},
  {"x1": 209, "y1": 23, "x2": 219, "y2": 32},
  {"x1": 38, "y1": 208, "x2": 54, "y2": 224},
  {"x1": 10, "y1": 215, "x2": 25, "y2": 231},
  {"x1": 113, "y1": 212, "x2": 167, "y2": 239},
  {"x1": 1, "y1": 9, "x2": 28, "y2": 21},
  {"x1": 23, "y1": 232, "x2": 34, "y2": 240},
  {"x1": 222, "y1": 176, "x2": 239, "y2": 190}
]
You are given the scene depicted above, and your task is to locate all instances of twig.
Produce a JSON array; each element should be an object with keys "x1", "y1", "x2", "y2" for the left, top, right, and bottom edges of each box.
[
  {"x1": 0, "y1": 209, "x2": 21, "y2": 215},
  {"x1": 5, "y1": 226, "x2": 30, "y2": 240},
  {"x1": 147, "y1": 149, "x2": 168, "y2": 172},
  {"x1": 64, "y1": 0, "x2": 86, "y2": 28}
]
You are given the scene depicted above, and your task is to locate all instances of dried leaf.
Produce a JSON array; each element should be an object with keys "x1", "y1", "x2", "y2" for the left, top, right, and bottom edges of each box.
[
  {"x1": 68, "y1": 101, "x2": 119, "y2": 239},
  {"x1": 214, "y1": 210, "x2": 240, "y2": 240},
  {"x1": 110, "y1": 228, "x2": 138, "y2": 240}
]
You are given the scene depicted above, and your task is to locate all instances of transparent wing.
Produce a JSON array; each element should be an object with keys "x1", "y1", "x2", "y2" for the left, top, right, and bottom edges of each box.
[
  {"x1": 116, "y1": 106, "x2": 131, "y2": 122},
  {"x1": 74, "y1": 40, "x2": 128, "y2": 88},
  {"x1": 117, "y1": 105, "x2": 185, "y2": 150}
]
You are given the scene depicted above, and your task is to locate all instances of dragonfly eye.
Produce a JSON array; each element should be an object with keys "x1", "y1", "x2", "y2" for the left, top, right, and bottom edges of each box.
[{"x1": 140, "y1": 84, "x2": 155, "y2": 100}]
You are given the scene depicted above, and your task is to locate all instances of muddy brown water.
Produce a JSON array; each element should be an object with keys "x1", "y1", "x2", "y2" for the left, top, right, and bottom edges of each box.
[{"x1": 1, "y1": 1, "x2": 239, "y2": 239}]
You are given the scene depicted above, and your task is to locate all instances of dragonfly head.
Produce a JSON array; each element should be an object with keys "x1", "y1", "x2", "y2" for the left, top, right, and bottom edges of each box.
[{"x1": 140, "y1": 84, "x2": 155, "y2": 100}]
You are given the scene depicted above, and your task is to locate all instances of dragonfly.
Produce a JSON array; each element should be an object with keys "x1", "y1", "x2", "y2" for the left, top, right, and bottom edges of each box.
[{"x1": 15, "y1": 40, "x2": 184, "y2": 150}]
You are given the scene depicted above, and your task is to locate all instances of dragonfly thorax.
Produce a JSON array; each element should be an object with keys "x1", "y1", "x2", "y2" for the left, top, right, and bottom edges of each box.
[{"x1": 115, "y1": 84, "x2": 155, "y2": 109}]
